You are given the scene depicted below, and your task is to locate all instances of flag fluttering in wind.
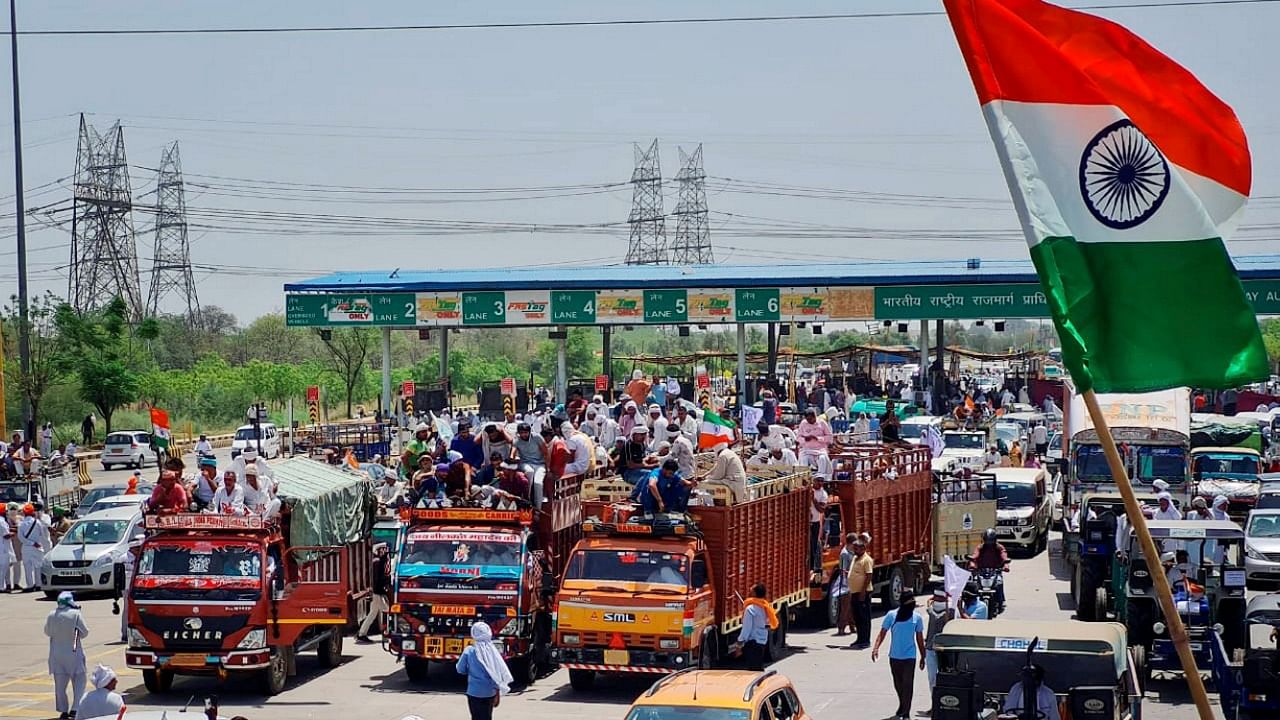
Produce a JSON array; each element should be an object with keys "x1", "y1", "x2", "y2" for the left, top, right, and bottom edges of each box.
[
  {"x1": 698, "y1": 407, "x2": 737, "y2": 450},
  {"x1": 944, "y1": 0, "x2": 1267, "y2": 394},
  {"x1": 149, "y1": 407, "x2": 171, "y2": 452}
]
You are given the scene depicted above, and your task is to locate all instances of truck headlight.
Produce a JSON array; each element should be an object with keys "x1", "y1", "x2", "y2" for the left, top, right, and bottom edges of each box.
[
  {"x1": 128, "y1": 628, "x2": 151, "y2": 648},
  {"x1": 659, "y1": 638, "x2": 680, "y2": 650},
  {"x1": 561, "y1": 634, "x2": 580, "y2": 645},
  {"x1": 236, "y1": 629, "x2": 266, "y2": 649}
]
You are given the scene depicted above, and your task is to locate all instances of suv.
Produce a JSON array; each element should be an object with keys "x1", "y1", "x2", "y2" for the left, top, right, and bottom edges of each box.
[
  {"x1": 231, "y1": 423, "x2": 280, "y2": 459},
  {"x1": 627, "y1": 670, "x2": 811, "y2": 720},
  {"x1": 102, "y1": 431, "x2": 153, "y2": 470}
]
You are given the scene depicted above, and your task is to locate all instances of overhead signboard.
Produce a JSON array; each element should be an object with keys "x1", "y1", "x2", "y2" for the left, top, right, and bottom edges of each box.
[{"x1": 285, "y1": 278, "x2": 1280, "y2": 327}]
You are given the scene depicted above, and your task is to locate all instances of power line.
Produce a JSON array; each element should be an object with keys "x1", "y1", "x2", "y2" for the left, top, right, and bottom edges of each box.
[{"x1": 14, "y1": 1, "x2": 1279, "y2": 37}]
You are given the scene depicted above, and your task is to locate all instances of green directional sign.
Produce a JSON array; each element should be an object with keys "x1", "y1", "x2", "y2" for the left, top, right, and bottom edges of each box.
[
  {"x1": 735, "y1": 288, "x2": 780, "y2": 322},
  {"x1": 643, "y1": 289, "x2": 687, "y2": 324},
  {"x1": 285, "y1": 293, "x2": 416, "y2": 327},
  {"x1": 462, "y1": 291, "x2": 506, "y2": 325},
  {"x1": 550, "y1": 290, "x2": 597, "y2": 324}
]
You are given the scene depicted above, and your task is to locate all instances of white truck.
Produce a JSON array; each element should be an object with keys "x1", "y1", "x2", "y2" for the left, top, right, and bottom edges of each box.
[{"x1": 1063, "y1": 380, "x2": 1191, "y2": 512}]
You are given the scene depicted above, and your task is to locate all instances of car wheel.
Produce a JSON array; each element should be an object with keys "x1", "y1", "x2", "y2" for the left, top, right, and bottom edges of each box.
[{"x1": 102, "y1": 464, "x2": 112, "y2": 471}]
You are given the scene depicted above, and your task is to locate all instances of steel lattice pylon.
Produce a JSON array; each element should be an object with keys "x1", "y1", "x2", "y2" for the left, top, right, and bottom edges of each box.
[
  {"x1": 146, "y1": 141, "x2": 199, "y2": 321},
  {"x1": 670, "y1": 144, "x2": 713, "y2": 265},
  {"x1": 624, "y1": 139, "x2": 668, "y2": 265},
  {"x1": 69, "y1": 114, "x2": 143, "y2": 319}
]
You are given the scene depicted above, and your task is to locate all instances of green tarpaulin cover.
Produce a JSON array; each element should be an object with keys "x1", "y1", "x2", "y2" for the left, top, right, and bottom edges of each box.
[
  {"x1": 274, "y1": 457, "x2": 375, "y2": 547},
  {"x1": 1190, "y1": 421, "x2": 1262, "y2": 452}
]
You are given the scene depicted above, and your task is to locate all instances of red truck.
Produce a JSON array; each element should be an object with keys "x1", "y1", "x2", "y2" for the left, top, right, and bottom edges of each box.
[
  {"x1": 386, "y1": 474, "x2": 582, "y2": 684},
  {"x1": 125, "y1": 458, "x2": 374, "y2": 695},
  {"x1": 551, "y1": 471, "x2": 811, "y2": 690},
  {"x1": 808, "y1": 444, "x2": 934, "y2": 623}
]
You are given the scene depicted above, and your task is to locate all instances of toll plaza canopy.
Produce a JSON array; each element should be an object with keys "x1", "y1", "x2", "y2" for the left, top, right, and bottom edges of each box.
[{"x1": 284, "y1": 254, "x2": 1280, "y2": 328}]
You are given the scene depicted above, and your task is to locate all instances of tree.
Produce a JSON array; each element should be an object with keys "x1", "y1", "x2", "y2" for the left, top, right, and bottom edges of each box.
[
  {"x1": 313, "y1": 328, "x2": 376, "y2": 418},
  {"x1": 56, "y1": 296, "x2": 155, "y2": 433},
  {"x1": 5, "y1": 292, "x2": 71, "y2": 430}
]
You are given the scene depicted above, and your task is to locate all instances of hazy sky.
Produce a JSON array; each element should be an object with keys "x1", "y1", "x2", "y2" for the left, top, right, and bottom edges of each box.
[{"x1": 2, "y1": 0, "x2": 1278, "y2": 321}]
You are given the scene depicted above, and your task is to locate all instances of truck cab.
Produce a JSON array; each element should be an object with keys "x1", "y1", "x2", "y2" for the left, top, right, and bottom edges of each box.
[{"x1": 1192, "y1": 447, "x2": 1264, "y2": 521}]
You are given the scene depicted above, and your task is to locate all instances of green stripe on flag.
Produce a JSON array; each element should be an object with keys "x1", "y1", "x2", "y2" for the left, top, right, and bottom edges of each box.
[
  {"x1": 1029, "y1": 236, "x2": 1268, "y2": 393},
  {"x1": 703, "y1": 407, "x2": 735, "y2": 429}
]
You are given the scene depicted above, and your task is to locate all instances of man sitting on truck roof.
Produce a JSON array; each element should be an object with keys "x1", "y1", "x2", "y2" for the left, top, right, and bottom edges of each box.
[
  {"x1": 211, "y1": 471, "x2": 247, "y2": 515},
  {"x1": 243, "y1": 467, "x2": 280, "y2": 518},
  {"x1": 635, "y1": 459, "x2": 690, "y2": 516},
  {"x1": 146, "y1": 470, "x2": 188, "y2": 515},
  {"x1": 703, "y1": 443, "x2": 748, "y2": 503}
]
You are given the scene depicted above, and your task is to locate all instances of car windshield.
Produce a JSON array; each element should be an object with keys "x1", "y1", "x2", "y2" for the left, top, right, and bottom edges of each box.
[
  {"x1": 945, "y1": 433, "x2": 985, "y2": 450},
  {"x1": 64, "y1": 518, "x2": 130, "y2": 544},
  {"x1": 1136, "y1": 446, "x2": 1187, "y2": 482},
  {"x1": 0, "y1": 482, "x2": 32, "y2": 504},
  {"x1": 1075, "y1": 445, "x2": 1113, "y2": 480},
  {"x1": 994, "y1": 425, "x2": 1020, "y2": 443},
  {"x1": 105, "y1": 433, "x2": 137, "y2": 445},
  {"x1": 400, "y1": 531, "x2": 522, "y2": 567},
  {"x1": 1248, "y1": 514, "x2": 1280, "y2": 538},
  {"x1": 565, "y1": 549, "x2": 690, "y2": 586},
  {"x1": 1049, "y1": 434, "x2": 1061, "y2": 451},
  {"x1": 625, "y1": 708, "x2": 750, "y2": 720},
  {"x1": 983, "y1": 481, "x2": 1037, "y2": 508},
  {"x1": 234, "y1": 427, "x2": 264, "y2": 440},
  {"x1": 139, "y1": 544, "x2": 263, "y2": 578},
  {"x1": 78, "y1": 487, "x2": 124, "y2": 508},
  {"x1": 1195, "y1": 455, "x2": 1260, "y2": 477},
  {"x1": 899, "y1": 424, "x2": 926, "y2": 439},
  {"x1": 1260, "y1": 493, "x2": 1280, "y2": 510}
]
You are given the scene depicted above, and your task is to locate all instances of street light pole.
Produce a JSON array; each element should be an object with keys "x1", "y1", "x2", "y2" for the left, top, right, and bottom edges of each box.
[{"x1": 8, "y1": 0, "x2": 32, "y2": 442}]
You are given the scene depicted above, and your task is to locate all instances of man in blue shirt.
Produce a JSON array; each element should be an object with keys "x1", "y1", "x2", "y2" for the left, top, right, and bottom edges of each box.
[
  {"x1": 633, "y1": 460, "x2": 690, "y2": 515},
  {"x1": 450, "y1": 422, "x2": 486, "y2": 470},
  {"x1": 960, "y1": 587, "x2": 989, "y2": 620}
]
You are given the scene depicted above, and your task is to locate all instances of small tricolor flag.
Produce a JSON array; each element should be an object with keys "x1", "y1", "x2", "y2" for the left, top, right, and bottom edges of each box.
[
  {"x1": 944, "y1": 0, "x2": 1268, "y2": 394},
  {"x1": 697, "y1": 408, "x2": 736, "y2": 450},
  {"x1": 149, "y1": 407, "x2": 171, "y2": 452}
]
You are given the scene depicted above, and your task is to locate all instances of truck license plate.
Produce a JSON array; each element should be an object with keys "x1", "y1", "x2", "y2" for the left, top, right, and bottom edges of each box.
[
  {"x1": 604, "y1": 649, "x2": 629, "y2": 665},
  {"x1": 432, "y1": 605, "x2": 475, "y2": 616},
  {"x1": 169, "y1": 653, "x2": 207, "y2": 668}
]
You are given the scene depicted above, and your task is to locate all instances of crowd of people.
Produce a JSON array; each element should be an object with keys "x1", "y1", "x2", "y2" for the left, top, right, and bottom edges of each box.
[{"x1": 143, "y1": 447, "x2": 282, "y2": 518}]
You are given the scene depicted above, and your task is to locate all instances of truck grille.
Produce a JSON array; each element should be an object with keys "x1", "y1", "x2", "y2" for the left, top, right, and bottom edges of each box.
[
  {"x1": 140, "y1": 615, "x2": 249, "y2": 651},
  {"x1": 574, "y1": 631, "x2": 663, "y2": 650}
]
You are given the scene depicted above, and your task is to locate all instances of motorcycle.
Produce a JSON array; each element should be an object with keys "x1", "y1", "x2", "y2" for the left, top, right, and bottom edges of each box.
[{"x1": 974, "y1": 568, "x2": 1005, "y2": 618}]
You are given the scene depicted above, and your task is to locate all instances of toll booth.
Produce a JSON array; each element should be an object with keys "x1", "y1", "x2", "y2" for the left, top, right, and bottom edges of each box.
[
  {"x1": 479, "y1": 380, "x2": 529, "y2": 418},
  {"x1": 413, "y1": 380, "x2": 451, "y2": 415}
]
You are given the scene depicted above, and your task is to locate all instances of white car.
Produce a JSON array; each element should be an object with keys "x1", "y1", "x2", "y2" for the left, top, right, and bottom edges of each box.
[
  {"x1": 85, "y1": 493, "x2": 148, "y2": 516},
  {"x1": 101, "y1": 430, "x2": 153, "y2": 470},
  {"x1": 231, "y1": 422, "x2": 281, "y2": 459},
  {"x1": 1244, "y1": 508, "x2": 1280, "y2": 589},
  {"x1": 41, "y1": 505, "x2": 143, "y2": 597},
  {"x1": 899, "y1": 416, "x2": 942, "y2": 447},
  {"x1": 941, "y1": 430, "x2": 989, "y2": 471}
]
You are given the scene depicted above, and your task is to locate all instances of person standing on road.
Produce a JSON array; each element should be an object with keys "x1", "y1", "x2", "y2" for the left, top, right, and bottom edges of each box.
[
  {"x1": 358, "y1": 543, "x2": 391, "y2": 642},
  {"x1": 81, "y1": 415, "x2": 94, "y2": 446},
  {"x1": 832, "y1": 533, "x2": 855, "y2": 636},
  {"x1": 809, "y1": 478, "x2": 829, "y2": 572},
  {"x1": 871, "y1": 591, "x2": 926, "y2": 720},
  {"x1": 46, "y1": 591, "x2": 89, "y2": 720},
  {"x1": 456, "y1": 621, "x2": 514, "y2": 720},
  {"x1": 739, "y1": 583, "x2": 778, "y2": 671},
  {"x1": 18, "y1": 504, "x2": 50, "y2": 592},
  {"x1": 848, "y1": 536, "x2": 874, "y2": 648},
  {"x1": 924, "y1": 588, "x2": 954, "y2": 692},
  {"x1": 77, "y1": 665, "x2": 124, "y2": 720},
  {"x1": 1032, "y1": 422, "x2": 1049, "y2": 457}
]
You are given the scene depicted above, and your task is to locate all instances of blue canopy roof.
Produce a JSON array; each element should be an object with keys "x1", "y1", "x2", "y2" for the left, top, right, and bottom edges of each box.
[{"x1": 284, "y1": 254, "x2": 1280, "y2": 293}]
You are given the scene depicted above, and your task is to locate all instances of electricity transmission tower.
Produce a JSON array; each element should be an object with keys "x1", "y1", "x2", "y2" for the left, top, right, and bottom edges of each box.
[
  {"x1": 670, "y1": 144, "x2": 713, "y2": 264},
  {"x1": 624, "y1": 139, "x2": 668, "y2": 265},
  {"x1": 146, "y1": 141, "x2": 200, "y2": 321},
  {"x1": 69, "y1": 114, "x2": 144, "y2": 319}
]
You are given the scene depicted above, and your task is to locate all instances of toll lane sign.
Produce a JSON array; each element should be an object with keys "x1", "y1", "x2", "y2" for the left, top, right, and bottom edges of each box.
[
  {"x1": 462, "y1": 291, "x2": 505, "y2": 325},
  {"x1": 286, "y1": 293, "x2": 416, "y2": 327},
  {"x1": 643, "y1": 289, "x2": 687, "y2": 324},
  {"x1": 551, "y1": 291, "x2": 596, "y2": 324},
  {"x1": 734, "y1": 289, "x2": 779, "y2": 322}
]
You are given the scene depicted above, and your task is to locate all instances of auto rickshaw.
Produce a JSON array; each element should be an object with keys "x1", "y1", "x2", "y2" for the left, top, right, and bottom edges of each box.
[
  {"x1": 931, "y1": 619, "x2": 1142, "y2": 720},
  {"x1": 1212, "y1": 593, "x2": 1280, "y2": 720},
  {"x1": 1115, "y1": 520, "x2": 1248, "y2": 686},
  {"x1": 1063, "y1": 492, "x2": 1162, "y2": 622}
]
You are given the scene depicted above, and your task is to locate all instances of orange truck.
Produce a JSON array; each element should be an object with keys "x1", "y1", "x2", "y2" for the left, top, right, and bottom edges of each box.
[{"x1": 551, "y1": 472, "x2": 811, "y2": 690}]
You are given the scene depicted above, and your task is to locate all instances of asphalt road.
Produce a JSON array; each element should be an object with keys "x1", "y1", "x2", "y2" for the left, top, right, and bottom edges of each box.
[{"x1": 0, "y1": 530, "x2": 1226, "y2": 720}]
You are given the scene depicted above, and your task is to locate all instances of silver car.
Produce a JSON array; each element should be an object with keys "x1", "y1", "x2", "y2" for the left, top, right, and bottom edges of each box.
[
  {"x1": 40, "y1": 505, "x2": 143, "y2": 598},
  {"x1": 1244, "y1": 508, "x2": 1280, "y2": 589}
]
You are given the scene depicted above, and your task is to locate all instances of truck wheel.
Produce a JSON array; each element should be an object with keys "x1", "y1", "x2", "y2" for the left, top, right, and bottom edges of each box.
[
  {"x1": 1069, "y1": 564, "x2": 1078, "y2": 600},
  {"x1": 1035, "y1": 530, "x2": 1047, "y2": 555},
  {"x1": 262, "y1": 649, "x2": 288, "y2": 696},
  {"x1": 317, "y1": 630, "x2": 343, "y2": 668},
  {"x1": 824, "y1": 583, "x2": 840, "y2": 628},
  {"x1": 142, "y1": 669, "x2": 173, "y2": 694},
  {"x1": 568, "y1": 669, "x2": 595, "y2": 691},
  {"x1": 881, "y1": 567, "x2": 905, "y2": 611},
  {"x1": 1093, "y1": 587, "x2": 1108, "y2": 623},
  {"x1": 698, "y1": 630, "x2": 720, "y2": 669},
  {"x1": 404, "y1": 656, "x2": 430, "y2": 683},
  {"x1": 766, "y1": 606, "x2": 789, "y2": 662},
  {"x1": 1132, "y1": 644, "x2": 1148, "y2": 694},
  {"x1": 511, "y1": 646, "x2": 543, "y2": 686}
]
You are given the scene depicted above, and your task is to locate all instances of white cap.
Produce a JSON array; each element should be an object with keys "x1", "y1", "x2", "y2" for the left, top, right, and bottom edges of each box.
[
  {"x1": 1213, "y1": 494, "x2": 1229, "y2": 508},
  {"x1": 630, "y1": 425, "x2": 649, "y2": 436},
  {"x1": 1157, "y1": 491, "x2": 1173, "y2": 502},
  {"x1": 242, "y1": 447, "x2": 259, "y2": 461},
  {"x1": 90, "y1": 664, "x2": 117, "y2": 689},
  {"x1": 1160, "y1": 551, "x2": 1176, "y2": 563},
  {"x1": 415, "y1": 422, "x2": 430, "y2": 433},
  {"x1": 1152, "y1": 478, "x2": 1170, "y2": 492}
]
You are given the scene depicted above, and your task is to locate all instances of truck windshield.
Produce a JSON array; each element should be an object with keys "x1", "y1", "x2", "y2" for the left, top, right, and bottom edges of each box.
[
  {"x1": 626, "y1": 708, "x2": 750, "y2": 720},
  {"x1": 899, "y1": 424, "x2": 926, "y2": 439},
  {"x1": 139, "y1": 544, "x2": 263, "y2": 578},
  {"x1": 0, "y1": 482, "x2": 32, "y2": 504},
  {"x1": 1136, "y1": 447, "x2": 1186, "y2": 482},
  {"x1": 1195, "y1": 455, "x2": 1259, "y2": 477},
  {"x1": 944, "y1": 434, "x2": 985, "y2": 450},
  {"x1": 1075, "y1": 445, "x2": 1113, "y2": 480},
  {"x1": 565, "y1": 549, "x2": 689, "y2": 587},
  {"x1": 401, "y1": 531, "x2": 522, "y2": 567}
]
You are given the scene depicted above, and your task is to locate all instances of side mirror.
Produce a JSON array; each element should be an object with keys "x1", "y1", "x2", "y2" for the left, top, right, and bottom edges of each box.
[{"x1": 133, "y1": 533, "x2": 145, "y2": 543}]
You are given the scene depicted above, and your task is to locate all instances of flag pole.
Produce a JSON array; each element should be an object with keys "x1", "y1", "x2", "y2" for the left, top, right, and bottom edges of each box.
[{"x1": 1081, "y1": 389, "x2": 1214, "y2": 720}]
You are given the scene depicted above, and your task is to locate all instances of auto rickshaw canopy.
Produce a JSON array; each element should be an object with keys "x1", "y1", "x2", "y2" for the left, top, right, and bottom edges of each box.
[{"x1": 935, "y1": 619, "x2": 1129, "y2": 687}]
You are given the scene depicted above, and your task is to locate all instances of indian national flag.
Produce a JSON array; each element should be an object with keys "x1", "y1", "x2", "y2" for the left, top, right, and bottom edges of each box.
[
  {"x1": 698, "y1": 408, "x2": 736, "y2": 450},
  {"x1": 150, "y1": 407, "x2": 171, "y2": 451},
  {"x1": 944, "y1": 0, "x2": 1268, "y2": 393}
]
